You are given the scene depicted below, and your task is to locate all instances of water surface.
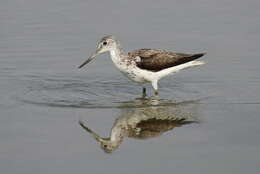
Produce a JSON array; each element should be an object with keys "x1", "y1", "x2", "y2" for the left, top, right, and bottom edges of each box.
[{"x1": 1, "y1": 0, "x2": 260, "y2": 174}]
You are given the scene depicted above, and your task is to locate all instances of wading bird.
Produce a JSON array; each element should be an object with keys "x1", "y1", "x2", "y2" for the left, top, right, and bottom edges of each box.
[{"x1": 79, "y1": 36, "x2": 205, "y2": 96}]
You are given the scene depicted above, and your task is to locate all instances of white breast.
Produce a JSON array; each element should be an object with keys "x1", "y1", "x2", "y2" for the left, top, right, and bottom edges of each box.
[{"x1": 109, "y1": 50, "x2": 152, "y2": 83}]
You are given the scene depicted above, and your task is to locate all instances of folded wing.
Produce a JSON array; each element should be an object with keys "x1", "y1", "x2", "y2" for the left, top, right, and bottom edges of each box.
[
  {"x1": 129, "y1": 49, "x2": 205, "y2": 72},
  {"x1": 127, "y1": 117, "x2": 196, "y2": 139}
]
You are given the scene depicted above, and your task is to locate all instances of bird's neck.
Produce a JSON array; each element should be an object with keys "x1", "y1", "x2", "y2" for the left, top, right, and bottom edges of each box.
[
  {"x1": 109, "y1": 125, "x2": 126, "y2": 145},
  {"x1": 109, "y1": 47, "x2": 126, "y2": 65}
]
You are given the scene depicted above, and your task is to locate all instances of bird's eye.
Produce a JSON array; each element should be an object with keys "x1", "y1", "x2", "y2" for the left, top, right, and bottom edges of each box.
[{"x1": 103, "y1": 41, "x2": 107, "y2": 46}]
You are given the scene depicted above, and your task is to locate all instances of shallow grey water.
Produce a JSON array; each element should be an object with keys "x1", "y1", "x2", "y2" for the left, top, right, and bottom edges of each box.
[{"x1": 1, "y1": 0, "x2": 260, "y2": 173}]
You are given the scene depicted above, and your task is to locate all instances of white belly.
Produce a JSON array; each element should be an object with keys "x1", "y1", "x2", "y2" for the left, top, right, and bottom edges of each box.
[
  {"x1": 112, "y1": 61, "x2": 149, "y2": 83},
  {"x1": 120, "y1": 67, "x2": 149, "y2": 83},
  {"x1": 110, "y1": 50, "x2": 152, "y2": 83}
]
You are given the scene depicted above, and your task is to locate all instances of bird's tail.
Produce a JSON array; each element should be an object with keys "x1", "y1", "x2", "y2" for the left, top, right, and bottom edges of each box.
[
  {"x1": 183, "y1": 53, "x2": 206, "y2": 67},
  {"x1": 189, "y1": 60, "x2": 205, "y2": 66},
  {"x1": 172, "y1": 60, "x2": 205, "y2": 72},
  {"x1": 189, "y1": 53, "x2": 206, "y2": 60},
  {"x1": 156, "y1": 60, "x2": 205, "y2": 79}
]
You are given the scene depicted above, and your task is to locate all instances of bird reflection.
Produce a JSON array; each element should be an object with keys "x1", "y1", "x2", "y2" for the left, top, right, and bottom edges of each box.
[{"x1": 79, "y1": 98, "x2": 199, "y2": 153}]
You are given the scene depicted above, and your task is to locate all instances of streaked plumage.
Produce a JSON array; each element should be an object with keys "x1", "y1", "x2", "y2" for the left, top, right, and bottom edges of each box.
[{"x1": 79, "y1": 35, "x2": 206, "y2": 96}]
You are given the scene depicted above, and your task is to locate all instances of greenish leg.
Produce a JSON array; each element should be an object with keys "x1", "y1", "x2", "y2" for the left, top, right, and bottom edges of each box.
[{"x1": 142, "y1": 87, "x2": 147, "y2": 98}]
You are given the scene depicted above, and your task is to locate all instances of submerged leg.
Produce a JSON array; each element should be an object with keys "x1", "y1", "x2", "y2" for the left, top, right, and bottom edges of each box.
[
  {"x1": 142, "y1": 87, "x2": 147, "y2": 98},
  {"x1": 152, "y1": 80, "x2": 159, "y2": 96}
]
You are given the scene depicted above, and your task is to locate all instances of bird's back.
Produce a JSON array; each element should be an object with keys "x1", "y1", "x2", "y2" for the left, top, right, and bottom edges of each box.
[{"x1": 128, "y1": 49, "x2": 205, "y2": 72}]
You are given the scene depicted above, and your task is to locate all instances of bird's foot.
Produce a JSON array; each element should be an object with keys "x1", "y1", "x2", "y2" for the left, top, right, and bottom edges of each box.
[{"x1": 150, "y1": 91, "x2": 160, "y2": 100}]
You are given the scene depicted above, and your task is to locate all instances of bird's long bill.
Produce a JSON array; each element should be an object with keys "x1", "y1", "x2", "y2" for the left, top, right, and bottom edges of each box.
[
  {"x1": 78, "y1": 121, "x2": 105, "y2": 143},
  {"x1": 78, "y1": 53, "x2": 98, "y2": 69}
]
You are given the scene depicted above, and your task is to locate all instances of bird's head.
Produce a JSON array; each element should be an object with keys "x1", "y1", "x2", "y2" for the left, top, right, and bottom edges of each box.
[
  {"x1": 79, "y1": 121, "x2": 119, "y2": 153},
  {"x1": 99, "y1": 139, "x2": 119, "y2": 153},
  {"x1": 78, "y1": 35, "x2": 119, "y2": 68}
]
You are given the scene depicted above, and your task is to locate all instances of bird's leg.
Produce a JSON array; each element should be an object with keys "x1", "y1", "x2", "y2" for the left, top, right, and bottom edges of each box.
[
  {"x1": 152, "y1": 80, "x2": 159, "y2": 96},
  {"x1": 142, "y1": 87, "x2": 147, "y2": 98}
]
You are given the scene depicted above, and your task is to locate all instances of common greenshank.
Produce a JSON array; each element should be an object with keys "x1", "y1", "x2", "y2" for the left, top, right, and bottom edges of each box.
[{"x1": 79, "y1": 36, "x2": 206, "y2": 96}]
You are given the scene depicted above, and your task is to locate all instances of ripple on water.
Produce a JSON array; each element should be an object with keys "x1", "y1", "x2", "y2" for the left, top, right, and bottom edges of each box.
[{"x1": 17, "y1": 74, "x2": 206, "y2": 109}]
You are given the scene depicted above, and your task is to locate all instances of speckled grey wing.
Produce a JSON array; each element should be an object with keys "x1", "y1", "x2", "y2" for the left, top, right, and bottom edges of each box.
[
  {"x1": 127, "y1": 117, "x2": 196, "y2": 139},
  {"x1": 129, "y1": 49, "x2": 205, "y2": 72}
]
